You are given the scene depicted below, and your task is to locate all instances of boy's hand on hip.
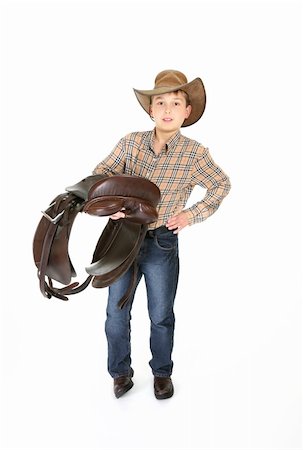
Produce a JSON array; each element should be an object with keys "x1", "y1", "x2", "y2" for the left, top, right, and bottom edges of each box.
[{"x1": 166, "y1": 212, "x2": 189, "y2": 234}]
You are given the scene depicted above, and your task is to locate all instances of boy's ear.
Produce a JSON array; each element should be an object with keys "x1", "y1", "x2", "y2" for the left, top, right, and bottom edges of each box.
[{"x1": 185, "y1": 105, "x2": 192, "y2": 118}]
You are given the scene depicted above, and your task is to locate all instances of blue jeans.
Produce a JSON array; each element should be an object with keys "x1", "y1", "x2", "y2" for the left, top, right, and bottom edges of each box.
[{"x1": 105, "y1": 226, "x2": 179, "y2": 379}]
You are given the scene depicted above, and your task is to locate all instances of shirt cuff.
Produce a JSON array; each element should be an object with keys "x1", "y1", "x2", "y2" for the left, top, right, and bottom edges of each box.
[{"x1": 184, "y1": 205, "x2": 207, "y2": 226}]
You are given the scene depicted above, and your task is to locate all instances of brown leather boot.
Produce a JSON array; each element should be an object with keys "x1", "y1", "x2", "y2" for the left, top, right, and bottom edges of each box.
[
  {"x1": 154, "y1": 376, "x2": 174, "y2": 399},
  {"x1": 113, "y1": 375, "x2": 134, "y2": 398}
]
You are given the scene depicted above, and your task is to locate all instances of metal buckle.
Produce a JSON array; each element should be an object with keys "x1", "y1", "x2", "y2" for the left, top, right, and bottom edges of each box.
[{"x1": 41, "y1": 203, "x2": 65, "y2": 224}]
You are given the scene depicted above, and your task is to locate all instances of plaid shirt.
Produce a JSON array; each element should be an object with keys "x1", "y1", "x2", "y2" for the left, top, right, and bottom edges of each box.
[{"x1": 93, "y1": 129, "x2": 231, "y2": 229}]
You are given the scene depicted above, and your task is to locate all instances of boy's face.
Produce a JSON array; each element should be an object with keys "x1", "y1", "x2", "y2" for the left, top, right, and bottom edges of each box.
[{"x1": 149, "y1": 91, "x2": 192, "y2": 132}]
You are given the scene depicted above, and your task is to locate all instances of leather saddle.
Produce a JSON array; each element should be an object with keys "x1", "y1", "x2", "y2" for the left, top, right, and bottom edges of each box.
[{"x1": 33, "y1": 174, "x2": 161, "y2": 308}]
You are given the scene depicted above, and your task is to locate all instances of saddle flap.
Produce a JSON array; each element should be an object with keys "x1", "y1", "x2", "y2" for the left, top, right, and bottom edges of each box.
[
  {"x1": 85, "y1": 219, "x2": 142, "y2": 276},
  {"x1": 92, "y1": 222, "x2": 147, "y2": 293},
  {"x1": 33, "y1": 192, "x2": 81, "y2": 286}
]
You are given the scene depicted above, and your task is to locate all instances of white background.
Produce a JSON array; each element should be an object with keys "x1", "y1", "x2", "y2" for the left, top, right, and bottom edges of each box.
[{"x1": 0, "y1": 0, "x2": 302, "y2": 449}]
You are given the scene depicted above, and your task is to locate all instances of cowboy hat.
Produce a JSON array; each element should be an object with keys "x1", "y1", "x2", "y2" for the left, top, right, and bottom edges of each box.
[{"x1": 133, "y1": 69, "x2": 206, "y2": 127}]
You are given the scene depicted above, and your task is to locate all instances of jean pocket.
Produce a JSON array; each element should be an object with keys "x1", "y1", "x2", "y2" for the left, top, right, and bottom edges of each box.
[{"x1": 154, "y1": 232, "x2": 178, "y2": 251}]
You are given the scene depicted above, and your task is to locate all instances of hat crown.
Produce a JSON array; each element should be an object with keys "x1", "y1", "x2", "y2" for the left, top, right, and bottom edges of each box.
[{"x1": 154, "y1": 70, "x2": 188, "y2": 89}]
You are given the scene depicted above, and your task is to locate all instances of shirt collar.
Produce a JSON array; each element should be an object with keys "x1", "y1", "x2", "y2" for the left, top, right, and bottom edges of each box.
[{"x1": 149, "y1": 129, "x2": 181, "y2": 155}]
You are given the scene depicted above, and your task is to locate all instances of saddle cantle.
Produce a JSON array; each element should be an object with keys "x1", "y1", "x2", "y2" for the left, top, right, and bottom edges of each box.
[{"x1": 33, "y1": 174, "x2": 161, "y2": 308}]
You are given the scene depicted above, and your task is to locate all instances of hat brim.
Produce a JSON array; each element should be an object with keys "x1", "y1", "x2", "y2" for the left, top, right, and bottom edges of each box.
[{"x1": 133, "y1": 77, "x2": 206, "y2": 127}]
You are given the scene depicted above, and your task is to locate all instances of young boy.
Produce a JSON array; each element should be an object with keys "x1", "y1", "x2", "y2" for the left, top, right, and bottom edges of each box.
[{"x1": 93, "y1": 69, "x2": 231, "y2": 399}]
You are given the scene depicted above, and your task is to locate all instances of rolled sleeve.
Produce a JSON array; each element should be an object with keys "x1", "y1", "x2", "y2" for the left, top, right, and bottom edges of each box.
[{"x1": 184, "y1": 147, "x2": 231, "y2": 225}]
